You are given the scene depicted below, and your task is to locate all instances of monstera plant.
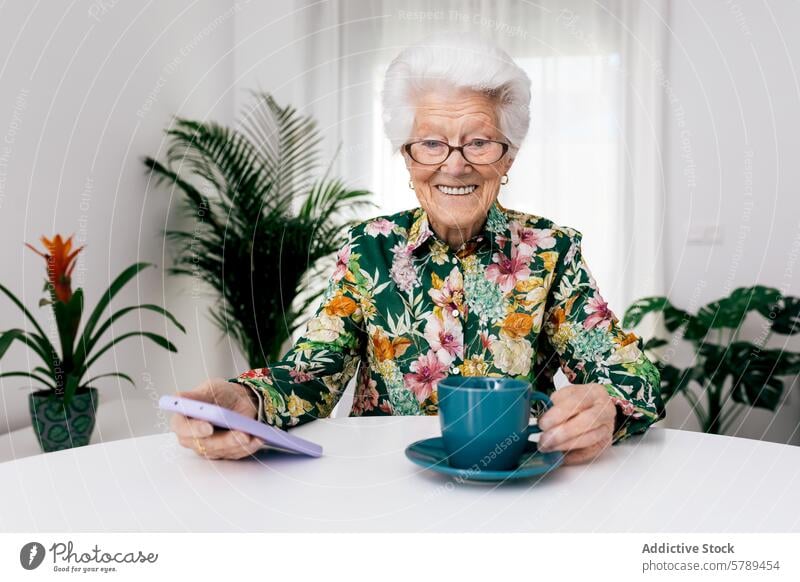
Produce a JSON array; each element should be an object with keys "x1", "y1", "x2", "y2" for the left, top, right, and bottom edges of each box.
[
  {"x1": 143, "y1": 91, "x2": 373, "y2": 368},
  {"x1": 623, "y1": 285, "x2": 800, "y2": 435}
]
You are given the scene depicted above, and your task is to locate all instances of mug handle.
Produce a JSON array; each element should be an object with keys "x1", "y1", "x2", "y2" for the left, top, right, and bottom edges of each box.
[{"x1": 526, "y1": 391, "x2": 554, "y2": 436}]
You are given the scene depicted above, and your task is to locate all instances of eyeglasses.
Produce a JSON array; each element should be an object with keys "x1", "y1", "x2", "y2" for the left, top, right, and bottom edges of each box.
[{"x1": 403, "y1": 139, "x2": 509, "y2": 165}]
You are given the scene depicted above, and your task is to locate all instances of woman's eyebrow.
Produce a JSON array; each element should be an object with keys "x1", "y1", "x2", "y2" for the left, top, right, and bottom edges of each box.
[
  {"x1": 412, "y1": 125, "x2": 446, "y2": 139},
  {"x1": 464, "y1": 131, "x2": 492, "y2": 139},
  {"x1": 414, "y1": 125, "x2": 494, "y2": 141},
  {"x1": 460, "y1": 123, "x2": 495, "y2": 137}
]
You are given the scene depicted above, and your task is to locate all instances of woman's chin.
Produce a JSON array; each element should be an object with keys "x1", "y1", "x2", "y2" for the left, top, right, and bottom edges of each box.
[{"x1": 433, "y1": 190, "x2": 489, "y2": 209}]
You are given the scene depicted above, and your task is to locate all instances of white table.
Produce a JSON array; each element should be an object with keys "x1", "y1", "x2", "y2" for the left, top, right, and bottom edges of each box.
[{"x1": 0, "y1": 417, "x2": 798, "y2": 532}]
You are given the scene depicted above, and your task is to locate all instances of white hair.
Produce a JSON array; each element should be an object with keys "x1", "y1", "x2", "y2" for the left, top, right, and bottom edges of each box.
[{"x1": 381, "y1": 31, "x2": 532, "y2": 158}]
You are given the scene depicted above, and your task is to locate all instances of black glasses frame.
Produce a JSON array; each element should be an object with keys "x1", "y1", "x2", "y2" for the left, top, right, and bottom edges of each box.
[{"x1": 403, "y1": 139, "x2": 510, "y2": 165}]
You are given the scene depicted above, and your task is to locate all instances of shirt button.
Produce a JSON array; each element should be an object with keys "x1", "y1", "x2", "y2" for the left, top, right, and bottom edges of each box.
[
  {"x1": 451, "y1": 309, "x2": 459, "y2": 318},
  {"x1": 451, "y1": 256, "x2": 458, "y2": 264},
  {"x1": 452, "y1": 367, "x2": 461, "y2": 374}
]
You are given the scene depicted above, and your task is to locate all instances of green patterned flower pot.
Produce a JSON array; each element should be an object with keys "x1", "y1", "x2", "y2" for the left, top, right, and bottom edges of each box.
[{"x1": 29, "y1": 387, "x2": 99, "y2": 453}]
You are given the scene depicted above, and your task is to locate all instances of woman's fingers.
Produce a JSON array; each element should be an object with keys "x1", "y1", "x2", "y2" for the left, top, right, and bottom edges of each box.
[
  {"x1": 169, "y1": 412, "x2": 214, "y2": 439},
  {"x1": 213, "y1": 430, "x2": 258, "y2": 455},
  {"x1": 177, "y1": 430, "x2": 262, "y2": 460},
  {"x1": 193, "y1": 429, "x2": 247, "y2": 455},
  {"x1": 561, "y1": 439, "x2": 611, "y2": 466},
  {"x1": 173, "y1": 378, "x2": 235, "y2": 409},
  {"x1": 542, "y1": 422, "x2": 610, "y2": 453},
  {"x1": 209, "y1": 432, "x2": 263, "y2": 460},
  {"x1": 230, "y1": 436, "x2": 264, "y2": 459},
  {"x1": 168, "y1": 379, "x2": 238, "y2": 439},
  {"x1": 538, "y1": 384, "x2": 599, "y2": 431},
  {"x1": 537, "y1": 384, "x2": 616, "y2": 453},
  {"x1": 168, "y1": 378, "x2": 265, "y2": 460},
  {"x1": 538, "y1": 403, "x2": 613, "y2": 452}
]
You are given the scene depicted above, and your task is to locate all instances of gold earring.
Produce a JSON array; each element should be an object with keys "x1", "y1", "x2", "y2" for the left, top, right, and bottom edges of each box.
[
  {"x1": 500, "y1": 174, "x2": 509, "y2": 185},
  {"x1": 408, "y1": 180, "x2": 414, "y2": 190}
]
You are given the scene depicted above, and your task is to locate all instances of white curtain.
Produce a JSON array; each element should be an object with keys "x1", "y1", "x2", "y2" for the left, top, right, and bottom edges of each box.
[{"x1": 284, "y1": 0, "x2": 667, "y2": 316}]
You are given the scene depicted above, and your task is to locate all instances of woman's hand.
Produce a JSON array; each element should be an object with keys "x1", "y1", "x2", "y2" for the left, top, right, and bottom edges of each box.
[
  {"x1": 169, "y1": 377, "x2": 263, "y2": 460},
  {"x1": 536, "y1": 383, "x2": 617, "y2": 465}
]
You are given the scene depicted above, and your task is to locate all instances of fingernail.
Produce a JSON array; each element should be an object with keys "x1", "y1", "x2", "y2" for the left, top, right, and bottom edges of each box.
[{"x1": 201, "y1": 423, "x2": 213, "y2": 436}]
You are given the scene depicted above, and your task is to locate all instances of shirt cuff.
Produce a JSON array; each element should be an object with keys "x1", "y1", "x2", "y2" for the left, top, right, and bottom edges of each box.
[
  {"x1": 612, "y1": 402, "x2": 627, "y2": 444},
  {"x1": 229, "y1": 376, "x2": 265, "y2": 425}
]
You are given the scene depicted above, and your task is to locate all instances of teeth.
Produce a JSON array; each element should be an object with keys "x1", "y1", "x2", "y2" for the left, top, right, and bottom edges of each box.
[{"x1": 437, "y1": 185, "x2": 478, "y2": 196}]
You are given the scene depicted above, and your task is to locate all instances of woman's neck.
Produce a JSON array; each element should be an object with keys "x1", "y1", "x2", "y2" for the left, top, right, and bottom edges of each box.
[{"x1": 428, "y1": 216, "x2": 486, "y2": 251}]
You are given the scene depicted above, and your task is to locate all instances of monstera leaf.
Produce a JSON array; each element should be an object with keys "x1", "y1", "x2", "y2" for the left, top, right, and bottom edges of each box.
[
  {"x1": 698, "y1": 343, "x2": 731, "y2": 390},
  {"x1": 642, "y1": 337, "x2": 668, "y2": 351},
  {"x1": 770, "y1": 296, "x2": 800, "y2": 336},
  {"x1": 624, "y1": 285, "x2": 800, "y2": 435},
  {"x1": 622, "y1": 297, "x2": 689, "y2": 332},
  {"x1": 685, "y1": 286, "x2": 783, "y2": 341},
  {"x1": 725, "y1": 342, "x2": 800, "y2": 410},
  {"x1": 655, "y1": 362, "x2": 696, "y2": 403}
]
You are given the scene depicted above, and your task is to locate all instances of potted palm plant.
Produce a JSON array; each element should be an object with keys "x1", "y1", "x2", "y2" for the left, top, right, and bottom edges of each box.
[
  {"x1": 623, "y1": 285, "x2": 800, "y2": 435},
  {"x1": 143, "y1": 91, "x2": 373, "y2": 367},
  {"x1": 0, "y1": 234, "x2": 185, "y2": 452}
]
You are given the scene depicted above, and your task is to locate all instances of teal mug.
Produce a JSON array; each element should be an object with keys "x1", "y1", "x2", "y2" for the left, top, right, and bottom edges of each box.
[{"x1": 437, "y1": 376, "x2": 553, "y2": 471}]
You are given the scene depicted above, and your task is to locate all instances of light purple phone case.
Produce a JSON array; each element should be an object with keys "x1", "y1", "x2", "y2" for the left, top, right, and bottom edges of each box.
[{"x1": 159, "y1": 395, "x2": 323, "y2": 457}]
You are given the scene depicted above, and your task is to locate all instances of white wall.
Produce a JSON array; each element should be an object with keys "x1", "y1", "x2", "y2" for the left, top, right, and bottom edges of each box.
[
  {"x1": 0, "y1": 1, "x2": 245, "y2": 433},
  {"x1": 662, "y1": 0, "x2": 800, "y2": 444},
  {"x1": 1, "y1": 0, "x2": 798, "y2": 444}
]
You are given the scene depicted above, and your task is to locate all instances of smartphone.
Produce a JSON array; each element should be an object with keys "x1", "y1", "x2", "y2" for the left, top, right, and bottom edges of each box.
[{"x1": 159, "y1": 395, "x2": 323, "y2": 457}]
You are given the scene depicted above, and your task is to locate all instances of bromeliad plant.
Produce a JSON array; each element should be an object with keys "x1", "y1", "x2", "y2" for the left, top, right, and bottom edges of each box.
[
  {"x1": 143, "y1": 91, "x2": 373, "y2": 367},
  {"x1": 0, "y1": 234, "x2": 185, "y2": 407},
  {"x1": 623, "y1": 285, "x2": 800, "y2": 435}
]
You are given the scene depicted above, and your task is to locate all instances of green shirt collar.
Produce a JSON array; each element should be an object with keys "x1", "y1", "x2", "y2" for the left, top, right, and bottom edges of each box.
[{"x1": 406, "y1": 200, "x2": 510, "y2": 256}]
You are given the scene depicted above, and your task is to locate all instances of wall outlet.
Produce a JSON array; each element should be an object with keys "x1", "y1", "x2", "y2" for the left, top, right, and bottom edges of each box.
[{"x1": 687, "y1": 224, "x2": 724, "y2": 245}]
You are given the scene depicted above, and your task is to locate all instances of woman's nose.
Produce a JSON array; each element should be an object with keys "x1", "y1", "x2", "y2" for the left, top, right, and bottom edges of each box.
[{"x1": 440, "y1": 148, "x2": 472, "y2": 176}]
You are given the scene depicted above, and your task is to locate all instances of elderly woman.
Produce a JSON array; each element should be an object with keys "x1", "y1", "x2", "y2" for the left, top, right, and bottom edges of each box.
[{"x1": 170, "y1": 33, "x2": 666, "y2": 465}]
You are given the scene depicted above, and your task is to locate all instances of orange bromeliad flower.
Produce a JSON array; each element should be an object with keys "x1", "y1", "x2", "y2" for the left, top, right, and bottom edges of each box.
[{"x1": 25, "y1": 234, "x2": 84, "y2": 303}]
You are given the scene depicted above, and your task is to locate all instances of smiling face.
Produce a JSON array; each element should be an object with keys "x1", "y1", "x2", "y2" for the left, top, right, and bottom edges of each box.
[{"x1": 403, "y1": 88, "x2": 514, "y2": 247}]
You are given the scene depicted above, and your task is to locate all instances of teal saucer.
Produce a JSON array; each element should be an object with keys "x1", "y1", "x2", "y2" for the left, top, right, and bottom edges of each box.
[{"x1": 405, "y1": 436, "x2": 564, "y2": 482}]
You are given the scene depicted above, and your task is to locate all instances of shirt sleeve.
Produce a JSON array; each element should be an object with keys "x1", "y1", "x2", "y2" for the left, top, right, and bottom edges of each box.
[
  {"x1": 542, "y1": 228, "x2": 667, "y2": 444},
  {"x1": 227, "y1": 226, "x2": 369, "y2": 429}
]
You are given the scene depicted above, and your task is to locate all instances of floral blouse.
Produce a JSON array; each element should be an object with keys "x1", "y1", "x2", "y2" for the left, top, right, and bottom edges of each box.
[{"x1": 230, "y1": 202, "x2": 666, "y2": 445}]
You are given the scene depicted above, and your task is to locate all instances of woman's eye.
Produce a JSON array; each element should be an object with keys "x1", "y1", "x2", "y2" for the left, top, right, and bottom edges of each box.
[
  {"x1": 421, "y1": 140, "x2": 444, "y2": 149},
  {"x1": 469, "y1": 139, "x2": 488, "y2": 148}
]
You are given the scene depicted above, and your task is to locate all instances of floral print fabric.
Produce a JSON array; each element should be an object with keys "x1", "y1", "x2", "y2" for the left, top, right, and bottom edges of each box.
[{"x1": 230, "y1": 202, "x2": 666, "y2": 444}]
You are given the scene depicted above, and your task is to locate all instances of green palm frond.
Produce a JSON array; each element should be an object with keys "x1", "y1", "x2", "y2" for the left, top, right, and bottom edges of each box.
[{"x1": 144, "y1": 91, "x2": 374, "y2": 367}]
